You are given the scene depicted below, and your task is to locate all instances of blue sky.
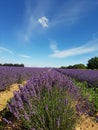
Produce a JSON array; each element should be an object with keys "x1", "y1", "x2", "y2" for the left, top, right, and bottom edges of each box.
[{"x1": 0, "y1": 0, "x2": 98, "y2": 67}]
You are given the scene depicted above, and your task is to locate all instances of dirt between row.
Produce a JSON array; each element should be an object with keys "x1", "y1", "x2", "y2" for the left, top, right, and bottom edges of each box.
[
  {"x1": 0, "y1": 82, "x2": 98, "y2": 130},
  {"x1": 0, "y1": 81, "x2": 26, "y2": 112},
  {"x1": 76, "y1": 115, "x2": 98, "y2": 130}
]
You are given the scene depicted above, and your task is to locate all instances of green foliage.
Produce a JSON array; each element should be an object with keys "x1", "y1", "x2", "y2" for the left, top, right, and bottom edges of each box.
[
  {"x1": 72, "y1": 64, "x2": 86, "y2": 69},
  {"x1": 87, "y1": 56, "x2": 98, "y2": 69},
  {"x1": 13, "y1": 64, "x2": 24, "y2": 67},
  {"x1": 64, "y1": 64, "x2": 86, "y2": 69},
  {"x1": 0, "y1": 123, "x2": 3, "y2": 129},
  {"x1": 0, "y1": 63, "x2": 24, "y2": 67},
  {"x1": 60, "y1": 66, "x2": 66, "y2": 69},
  {"x1": 60, "y1": 56, "x2": 98, "y2": 69},
  {"x1": 17, "y1": 74, "x2": 23, "y2": 84},
  {"x1": 1, "y1": 108, "x2": 12, "y2": 119},
  {"x1": 20, "y1": 87, "x2": 78, "y2": 130},
  {"x1": 66, "y1": 65, "x2": 74, "y2": 69},
  {"x1": 0, "y1": 108, "x2": 12, "y2": 129},
  {"x1": 74, "y1": 80, "x2": 98, "y2": 113}
]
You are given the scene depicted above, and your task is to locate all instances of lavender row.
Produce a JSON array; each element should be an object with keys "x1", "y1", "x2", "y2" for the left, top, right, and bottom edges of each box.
[
  {"x1": 7, "y1": 69, "x2": 92, "y2": 129},
  {"x1": 56, "y1": 69, "x2": 98, "y2": 88},
  {"x1": 0, "y1": 66, "x2": 48, "y2": 91}
]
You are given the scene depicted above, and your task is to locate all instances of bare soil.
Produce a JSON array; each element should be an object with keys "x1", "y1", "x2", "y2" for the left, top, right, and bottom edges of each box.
[
  {"x1": 76, "y1": 115, "x2": 98, "y2": 130},
  {"x1": 0, "y1": 81, "x2": 26, "y2": 111}
]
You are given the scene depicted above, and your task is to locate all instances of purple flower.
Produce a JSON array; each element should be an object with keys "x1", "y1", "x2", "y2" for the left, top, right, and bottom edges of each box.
[
  {"x1": 57, "y1": 118, "x2": 60, "y2": 128},
  {"x1": 3, "y1": 118, "x2": 12, "y2": 124},
  {"x1": 45, "y1": 105, "x2": 48, "y2": 111}
]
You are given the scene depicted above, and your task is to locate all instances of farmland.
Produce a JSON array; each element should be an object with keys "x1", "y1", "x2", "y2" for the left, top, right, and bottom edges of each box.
[{"x1": 0, "y1": 66, "x2": 98, "y2": 130}]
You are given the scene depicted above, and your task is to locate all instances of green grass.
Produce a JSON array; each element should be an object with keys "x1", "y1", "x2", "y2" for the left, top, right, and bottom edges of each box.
[{"x1": 74, "y1": 80, "x2": 98, "y2": 114}]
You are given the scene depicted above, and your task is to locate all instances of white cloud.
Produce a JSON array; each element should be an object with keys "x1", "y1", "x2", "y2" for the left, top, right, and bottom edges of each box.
[
  {"x1": 0, "y1": 47, "x2": 14, "y2": 55},
  {"x1": 50, "y1": 38, "x2": 98, "y2": 58},
  {"x1": 50, "y1": 42, "x2": 59, "y2": 53},
  {"x1": 19, "y1": 0, "x2": 51, "y2": 42},
  {"x1": 50, "y1": 43, "x2": 57, "y2": 50},
  {"x1": 38, "y1": 16, "x2": 48, "y2": 28},
  {"x1": 19, "y1": 54, "x2": 31, "y2": 58}
]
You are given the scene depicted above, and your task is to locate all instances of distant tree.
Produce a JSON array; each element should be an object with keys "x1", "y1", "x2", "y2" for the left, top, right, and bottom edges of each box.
[
  {"x1": 2, "y1": 63, "x2": 24, "y2": 67},
  {"x1": 0, "y1": 63, "x2": 2, "y2": 66},
  {"x1": 3, "y1": 63, "x2": 13, "y2": 66},
  {"x1": 20, "y1": 64, "x2": 24, "y2": 67},
  {"x1": 67, "y1": 65, "x2": 74, "y2": 69},
  {"x1": 73, "y1": 64, "x2": 86, "y2": 69},
  {"x1": 3, "y1": 63, "x2": 8, "y2": 66},
  {"x1": 14, "y1": 64, "x2": 19, "y2": 67},
  {"x1": 6, "y1": 63, "x2": 13, "y2": 66},
  {"x1": 60, "y1": 66, "x2": 66, "y2": 69},
  {"x1": 66, "y1": 64, "x2": 86, "y2": 69},
  {"x1": 87, "y1": 56, "x2": 98, "y2": 69},
  {"x1": 14, "y1": 64, "x2": 24, "y2": 67}
]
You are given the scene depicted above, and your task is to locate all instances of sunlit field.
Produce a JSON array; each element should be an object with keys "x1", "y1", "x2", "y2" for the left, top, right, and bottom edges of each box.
[{"x1": 0, "y1": 66, "x2": 98, "y2": 130}]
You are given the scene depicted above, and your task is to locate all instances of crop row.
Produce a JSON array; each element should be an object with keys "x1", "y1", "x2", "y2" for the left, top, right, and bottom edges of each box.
[
  {"x1": 56, "y1": 69, "x2": 98, "y2": 88},
  {"x1": 6, "y1": 69, "x2": 93, "y2": 129},
  {"x1": 0, "y1": 66, "x2": 48, "y2": 91}
]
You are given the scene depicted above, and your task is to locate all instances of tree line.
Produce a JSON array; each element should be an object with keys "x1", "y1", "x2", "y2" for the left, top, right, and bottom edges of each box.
[
  {"x1": 0, "y1": 63, "x2": 24, "y2": 67},
  {"x1": 61, "y1": 56, "x2": 98, "y2": 69}
]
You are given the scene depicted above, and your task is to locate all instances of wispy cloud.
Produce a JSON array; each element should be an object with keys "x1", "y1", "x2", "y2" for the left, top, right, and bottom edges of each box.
[
  {"x1": 0, "y1": 47, "x2": 14, "y2": 55},
  {"x1": 92, "y1": 32, "x2": 98, "y2": 39},
  {"x1": 21, "y1": 16, "x2": 37, "y2": 42},
  {"x1": 50, "y1": 0, "x2": 93, "y2": 27},
  {"x1": 50, "y1": 38, "x2": 98, "y2": 58},
  {"x1": 50, "y1": 41, "x2": 59, "y2": 53},
  {"x1": 20, "y1": 0, "x2": 51, "y2": 42},
  {"x1": 19, "y1": 54, "x2": 31, "y2": 58},
  {"x1": 20, "y1": 0, "x2": 96, "y2": 42},
  {"x1": 38, "y1": 16, "x2": 48, "y2": 28}
]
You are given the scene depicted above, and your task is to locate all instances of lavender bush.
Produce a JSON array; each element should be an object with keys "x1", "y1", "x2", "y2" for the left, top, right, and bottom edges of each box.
[
  {"x1": 0, "y1": 66, "x2": 48, "y2": 91},
  {"x1": 56, "y1": 69, "x2": 98, "y2": 88},
  {"x1": 7, "y1": 70, "x2": 92, "y2": 130}
]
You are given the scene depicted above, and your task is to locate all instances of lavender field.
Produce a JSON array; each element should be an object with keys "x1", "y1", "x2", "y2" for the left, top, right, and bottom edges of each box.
[
  {"x1": 0, "y1": 67, "x2": 98, "y2": 130},
  {"x1": 56, "y1": 68, "x2": 98, "y2": 88},
  {"x1": 0, "y1": 66, "x2": 48, "y2": 91}
]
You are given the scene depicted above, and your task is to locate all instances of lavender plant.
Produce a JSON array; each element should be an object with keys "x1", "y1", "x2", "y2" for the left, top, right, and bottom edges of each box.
[
  {"x1": 7, "y1": 70, "x2": 92, "y2": 130},
  {"x1": 20, "y1": 87, "x2": 77, "y2": 129},
  {"x1": 0, "y1": 66, "x2": 48, "y2": 91},
  {"x1": 56, "y1": 68, "x2": 98, "y2": 88}
]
